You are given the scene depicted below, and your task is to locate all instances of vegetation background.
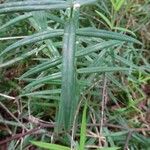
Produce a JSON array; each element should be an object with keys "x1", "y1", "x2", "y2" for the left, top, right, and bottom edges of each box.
[{"x1": 0, "y1": 0, "x2": 149, "y2": 150}]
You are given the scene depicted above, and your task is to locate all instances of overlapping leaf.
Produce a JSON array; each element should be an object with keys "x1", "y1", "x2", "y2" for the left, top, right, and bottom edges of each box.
[{"x1": 0, "y1": 1, "x2": 69, "y2": 14}]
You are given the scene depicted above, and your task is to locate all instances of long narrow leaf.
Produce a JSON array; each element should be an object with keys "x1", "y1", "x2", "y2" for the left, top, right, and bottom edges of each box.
[
  {"x1": 78, "y1": 67, "x2": 133, "y2": 74},
  {"x1": 31, "y1": 141, "x2": 71, "y2": 150},
  {"x1": 79, "y1": 101, "x2": 87, "y2": 150},
  {"x1": 0, "y1": 13, "x2": 32, "y2": 32},
  {"x1": 0, "y1": 1, "x2": 69, "y2": 14},
  {"x1": 116, "y1": 0, "x2": 125, "y2": 11},
  {"x1": 76, "y1": 0, "x2": 97, "y2": 6},
  {"x1": 0, "y1": 0, "x2": 66, "y2": 8},
  {"x1": 19, "y1": 58, "x2": 61, "y2": 79},
  {"x1": 0, "y1": 48, "x2": 38, "y2": 68},
  {"x1": 24, "y1": 72, "x2": 61, "y2": 91},
  {"x1": 76, "y1": 40, "x2": 121, "y2": 57},
  {"x1": 21, "y1": 89, "x2": 61, "y2": 97},
  {"x1": 77, "y1": 28, "x2": 141, "y2": 44},
  {"x1": 57, "y1": 17, "x2": 77, "y2": 131},
  {"x1": 0, "y1": 29, "x2": 63, "y2": 57}
]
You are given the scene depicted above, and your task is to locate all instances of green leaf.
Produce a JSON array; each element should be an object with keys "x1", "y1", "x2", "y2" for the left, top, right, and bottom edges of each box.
[
  {"x1": 0, "y1": 13, "x2": 32, "y2": 32},
  {"x1": 24, "y1": 95, "x2": 60, "y2": 100},
  {"x1": 0, "y1": 29, "x2": 63, "y2": 57},
  {"x1": 24, "y1": 72, "x2": 61, "y2": 91},
  {"x1": 116, "y1": 0, "x2": 125, "y2": 11},
  {"x1": 57, "y1": 17, "x2": 77, "y2": 131},
  {"x1": 30, "y1": 10, "x2": 60, "y2": 57},
  {"x1": 110, "y1": 0, "x2": 125, "y2": 11},
  {"x1": 0, "y1": 48, "x2": 38, "y2": 68},
  {"x1": 20, "y1": 89, "x2": 61, "y2": 97},
  {"x1": 77, "y1": 28, "x2": 141, "y2": 44},
  {"x1": 79, "y1": 101, "x2": 88, "y2": 150},
  {"x1": 31, "y1": 141, "x2": 71, "y2": 150},
  {"x1": 110, "y1": 0, "x2": 116, "y2": 9},
  {"x1": 76, "y1": 0, "x2": 97, "y2": 6},
  {"x1": 95, "y1": 10, "x2": 113, "y2": 28},
  {"x1": 0, "y1": 1, "x2": 69, "y2": 14},
  {"x1": 0, "y1": 0, "x2": 65, "y2": 8},
  {"x1": 76, "y1": 40, "x2": 121, "y2": 57},
  {"x1": 78, "y1": 67, "x2": 133, "y2": 74},
  {"x1": 106, "y1": 74, "x2": 125, "y2": 91},
  {"x1": 115, "y1": 55, "x2": 139, "y2": 69},
  {"x1": 112, "y1": 26, "x2": 136, "y2": 36},
  {"x1": 97, "y1": 147, "x2": 120, "y2": 150},
  {"x1": 19, "y1": 57, "x2": 61, "y2": 79},
  {"x1": 20, "y1": 40, "x2": 121, "y2": 79}
]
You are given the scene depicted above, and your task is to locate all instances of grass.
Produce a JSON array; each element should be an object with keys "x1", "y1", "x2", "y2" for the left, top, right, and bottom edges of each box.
[{"x1": 0, "y1": 0, "x2": 149, "y2": 149}]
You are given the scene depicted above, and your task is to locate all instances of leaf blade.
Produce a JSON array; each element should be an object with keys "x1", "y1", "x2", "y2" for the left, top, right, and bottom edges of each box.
[{"x1": 31, "y1": 141, "x2": 71, "y2": 150}]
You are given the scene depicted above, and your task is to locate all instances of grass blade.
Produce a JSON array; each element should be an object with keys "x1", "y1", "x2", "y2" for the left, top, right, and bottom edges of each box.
[
  {"x1": 0, "y1": 29, "x2": 63, "y2": 57},
  {"x1": 19, "y1": 58, "x2": 61, "y2": 79},
  {"x1": 95, "y1": 10, "x2": 112, "y2": 28},
  {"x1": 78, "y1": 67, "x2": 132, "y2": 74},
  {"x1": 31, "y1": 141, "x2": 71, "y2": 150},
  {"x1": 0, "y1": 1, "x2": 69, "y2": 14},
  {"x1": 20, "y1": 89, "x2": 61, "y2": 97},
  {"x1": 0, "y1": 0, "x2": 66, "y2": 8},
  {"x1": 76, "y1": 0, "x2": 97, "y2": 6},
  {"x1": 76, "y1": 40, "x2": 121, "y2": 57},
  {"x1": 77, "y1": 28, "x2": 141, "y2": 44},
  {"x1": 116, "y1": 0, "x2": 125, "y2": 11},
  {"x1": 0, "y1": 13, "x2": 32, "y2": 32},
  {"x1": 79, "y1": 101, "x2": 88, "y2": 150},
  {"x1": 0, "y1": 48, "x2": 38, "y2": 68},
  {"x1": 97, "y1": 147, "x2": 120, "y2": 150},
  {"x1": 24, "y1": 72, "x2": 61, "y2": 91}
]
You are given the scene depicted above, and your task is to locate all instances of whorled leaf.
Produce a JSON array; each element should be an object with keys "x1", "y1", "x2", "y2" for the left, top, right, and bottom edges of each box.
[{"x1": 19, "y1": 40, "x2": 121, "y2": 78}]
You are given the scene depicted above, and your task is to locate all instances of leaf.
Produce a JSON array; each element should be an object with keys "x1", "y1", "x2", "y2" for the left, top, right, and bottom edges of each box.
[
  {"x1": 48, "y1": 13, "x2": 65, "y2": 24},
  {"x1": 20, "y1": 89, "x2": 61, "y2": 97},
  {"x1": 0, "y1": 1, "x2": 69, "y2": 14},
  {"x1": 24, "y1": 72, "x2": 61, "y2": 91},
  {"x1": 110, "y1": 0, "x2": 125, "y2": 11},
  {"x1": 97, "y1": 147, "x2": 120, "y2": 150},
  {"x1": 112, "y1": 26, "x2": 136, "y2": 37},
  {"x1": 76, "y1": 0, "x2": 97, "y2": 6},
  {"x1": 115, "y1": 55, "x2": 139, "y2": 69},
  {"x1": 24, "y1": 95, "x2": 60, "y2": 100},
  {"x1": 19, "y1": 57, "x2": 61, "y2": 79},
  {"x1": 0, "y1": 13, "x2": 32, "y2": 32},
  {"x1": 77, "y1": 28, "x2": 141, "y2": 44},
  {"x1": 110, "y1": 0, "x2": 116, "y2": 9},
  {"x1": 0, "y1": 0, "x2": 65, "y2": 8},
  {"x1": 95, "y1": 10, "x2": 113, "y2": 28},
  {"x1": 0, "y1": 48, "x2": 38, "y2": 68},
  {"x1": 79, "y1": 101, "x2": 88, "y2": 150},
  {"x1": 57, "y1": 17, "x2": 77, "y2": 131},
  {"x1": 116, "y1": 0, "x2": 125, "y2": 11},
  {"x1": 106, "y1": 74, "x2": 125, "y2": 91},
  {"x1": 31, "y1": 141, "x2": 71, "y2": 150},
  {"x1": 30, "y1": 10, "x2": 60, "y2": 57},
  {"x1": 78, "y1": 67, "x2": 133, "y2": 74},
  {"x1": 20, "y1": 40, "x2": 121, "y2": 79},
  {"x1": 76, "y1": 40, "x2": 121, "y2": 57},
  {"x1": 0, "y1": 29, "x2": 63, "y2": 57},
  {"x1": 0, "y1": 0, "x2": 97, "y2": 14}
]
